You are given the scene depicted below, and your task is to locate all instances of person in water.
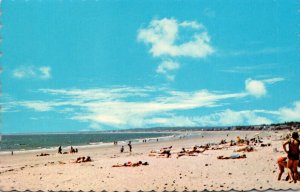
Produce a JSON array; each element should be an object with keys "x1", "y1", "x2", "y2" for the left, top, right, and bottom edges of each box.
[{"x1": 283, "y1": 131, "x2": 300, "y2": 183}]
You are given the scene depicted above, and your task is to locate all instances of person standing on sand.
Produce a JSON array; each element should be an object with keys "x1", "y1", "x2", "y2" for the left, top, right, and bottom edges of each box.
[
  {"x1": 128, "y1": 141, "x2": 132, "y2": 152},
  {"x1": 283, "y1": 132, "x2": 300, "y2": 183}
]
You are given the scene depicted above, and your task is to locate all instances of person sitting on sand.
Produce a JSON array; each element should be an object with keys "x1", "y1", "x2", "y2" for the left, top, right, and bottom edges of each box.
[
  {"x1": 120, "y1": 146, "x2": 124, "y2": 153},
  {"x1": 217, "y1": 154, "x2": 246, "y2": 159},
  {"x1": 70, "y1": 146, "x2": 75, "y2": 153},
  {"x1": 85, "y1": 156, "x2": 91, "y2": 162},
  {"x1": 72, "y1": 156, "x2": 92, "y2": 163},
  {"x1": 283, "y1": 131, "x2": 300, "y2": 183},
  {"x1": 76, "y1": 156, "x2": 85, "y2": 163}
]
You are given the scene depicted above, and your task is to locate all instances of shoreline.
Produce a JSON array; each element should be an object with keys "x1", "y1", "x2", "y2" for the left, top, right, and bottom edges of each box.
[
  {"x1": 1, "y1": 130, "x2": 296, "y2": 191},
  {"x1": 0, "y1": 131, "x2": 200, "y2": 155},
  {"x1": 0, "y1": 129, "x2": 286, "y2": 155}
]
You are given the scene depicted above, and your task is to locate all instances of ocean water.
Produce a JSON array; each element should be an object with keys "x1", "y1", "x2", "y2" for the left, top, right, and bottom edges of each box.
[{"x1": 0, "y1": 132, "x2": 175, "y2": 152}]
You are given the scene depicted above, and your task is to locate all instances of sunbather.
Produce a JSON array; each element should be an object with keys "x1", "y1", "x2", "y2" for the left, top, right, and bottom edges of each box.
[
  {"x1": 72, "y1": 156, "x2": 92, "y2": 163},
  {"x1": 36, "y1": 153, "x2": 50, "y2": 157},
  {"x1": 217, "y1": 154, "x2": 246, "y2": 159},
  {"x1": 234, "y1": 146, "x2": 254, "y2": 152},
  {"x1": 149, "y1": 147, "x2": 172, "y2": 158},
  {"x1": 112, "y1": 161, "x2": 149, "y2": 167}
]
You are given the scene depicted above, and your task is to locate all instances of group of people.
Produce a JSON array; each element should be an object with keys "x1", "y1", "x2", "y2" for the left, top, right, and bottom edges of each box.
[
  {"x1": 72, "y1": 156, "x2": 92, "y2": 163},
  {"x1": 280, "y1": 131, "x2": 300, "y2": 183},
  {"x1": 58, "y1": 146, "x2": 78, "y2": 154},
  {"x1": 120, "y1": 141, "x2": 133, "y2": 153}
]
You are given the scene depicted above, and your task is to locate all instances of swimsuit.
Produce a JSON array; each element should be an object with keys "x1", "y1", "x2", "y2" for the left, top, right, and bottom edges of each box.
[{"x1": 288, "y1": 139, "x2": 300, "y2": 160}]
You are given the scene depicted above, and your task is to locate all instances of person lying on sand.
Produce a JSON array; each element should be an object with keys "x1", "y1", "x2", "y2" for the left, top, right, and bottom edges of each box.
[
  {"x1": 112, "y1": 161, "x2": 149, "y2": 167},
  {"x1": 260, "y1": 143, "x2": 271, "y2": 147},
  {"x1": 234, "y1": 146, "x2": 254, "y2": 152},
  {"x1": 71, "y1": 156, "x2": 92, "y2": 163},
  {"x1": 191, "y1": 146, "x2": 206, "y2": 153},
  {"x1": 36, "y1": 153, "x2": 50, "y2": 157},
  {"x1": 217, "y1": 154, "x2": 246, "y2": 159},
  {"x1": 197, "y1": 144, "x2": 210, "y2": 149},
  {"x1": 155, "y1": 149, "x2": 171, "y2": 158},
  {"x1": 209, "y1": 147, "x2": 224, "y2": 150},
  {"x1": 161, "y1": 146, "x2": 172, "y2": 150},
  {"x1": 149, "y1": 147, "x2": 172, "y2": 158},
  {"x1": 176, "y1": 147, "x2": 206, "y2": 158}
]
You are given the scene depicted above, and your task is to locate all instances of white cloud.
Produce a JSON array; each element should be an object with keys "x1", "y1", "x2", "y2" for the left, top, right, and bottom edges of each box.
[
  {"x1": 156, "y1": 60, "x2": 180, "y2": 74},
  {"x1": 221, "y1": 47, "x2": 287, "y2": 57},
  {"x1": 279, "y1": 101, "x2": 300, "y2": 121},
  {"x1": 39, "y1": 67, "x2": 51, "y2": 79},
  {"x1": 9, "y1": 86, "x2": 246, "y2": 129},
  {"x1": 138, "y1": 18, "x2": 214, "y2": 58},
  {"x1": 245, "y1": 77, "x2": 285, "y2": 98},
  {"x1": 156, "y1": 60, "x2": 180, "y2": 81},
  {"x1": 245, "y1": 79, "x2": 266, "y2": 98},
  {"x1": 12, "y1": 66, "x2": 52, "y2": 80},
  {"x1": 194, "y1": 109, "x2": 273, "y2": 126},
  {"x1": 262, "y1": 77, "x2": 285, "y2": 84},
  {"x1": 143, "y1": 109, "x2": 274, "y2": 127},
  {"x1": 180, "y1": 21, "x2": 203, "y2": 29},
  {"x1": 20, "y1": 101, "x2": 53, "y2": 112}
]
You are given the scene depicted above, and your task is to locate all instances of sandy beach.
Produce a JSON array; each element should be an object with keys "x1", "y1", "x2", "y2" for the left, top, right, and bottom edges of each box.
[{"x1": 0, "y1": 130, "x2": 299, "y2": 191}]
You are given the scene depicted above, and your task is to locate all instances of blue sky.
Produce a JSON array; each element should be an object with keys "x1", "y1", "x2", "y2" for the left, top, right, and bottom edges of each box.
[{"x1": 1, "y1": 0, "x2": 300, "y2": 133}]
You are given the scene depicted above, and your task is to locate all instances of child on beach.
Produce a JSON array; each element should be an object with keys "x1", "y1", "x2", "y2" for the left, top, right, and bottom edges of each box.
[{"x1": 283, "y1": 131, "x2": 300, "y2": 183}]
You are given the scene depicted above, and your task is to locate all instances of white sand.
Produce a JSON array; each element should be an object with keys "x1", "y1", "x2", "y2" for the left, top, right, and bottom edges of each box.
[{"x1": 0, "y1": 130, "x2": 298, "y2": 191}]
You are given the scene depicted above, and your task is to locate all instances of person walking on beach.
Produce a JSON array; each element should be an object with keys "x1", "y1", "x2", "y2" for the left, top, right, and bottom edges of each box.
[
  {"x1": 128, "y1": 141, "x2": 132, "y2": 152},
  {"x1": 58, "y1": 146, "x2": 62, "y2": 154},
  {"x1": 283, "y1": 131, "x2": 300, "y2": 183}
]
